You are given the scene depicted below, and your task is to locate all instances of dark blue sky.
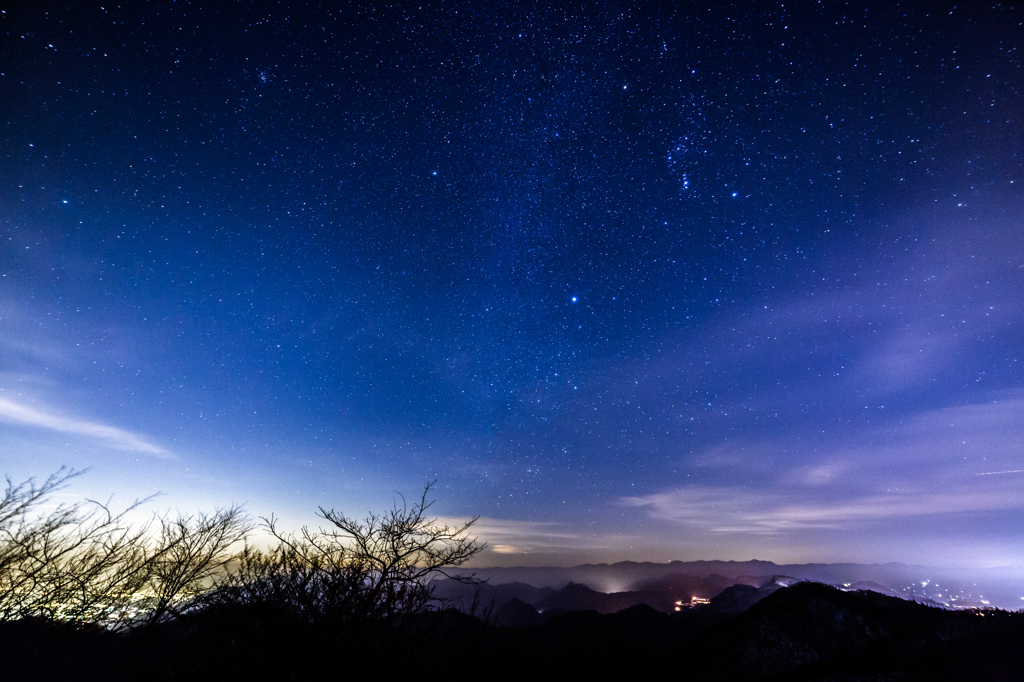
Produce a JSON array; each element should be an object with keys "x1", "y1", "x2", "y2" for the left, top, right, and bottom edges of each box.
[{"x1": 2, "y1": 1, "x2": 1022, "y2": 566}]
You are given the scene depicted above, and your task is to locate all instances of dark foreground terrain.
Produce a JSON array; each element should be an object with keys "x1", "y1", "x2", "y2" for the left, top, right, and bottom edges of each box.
[{"x1": 2, "y1": 582, "x2": 1022, "y2": 681}]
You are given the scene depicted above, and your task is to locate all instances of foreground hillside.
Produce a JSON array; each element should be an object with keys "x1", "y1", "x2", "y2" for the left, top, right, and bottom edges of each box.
[
  {"x1": 687, "y1": 582, "x2": 1024, "y2": 680},
  {"x1": 3, "y1": 581, "x2": 1022, "y2": 681},
  {"x1": 463, "y1": 581, "x2": 1023, "y2": 679}
]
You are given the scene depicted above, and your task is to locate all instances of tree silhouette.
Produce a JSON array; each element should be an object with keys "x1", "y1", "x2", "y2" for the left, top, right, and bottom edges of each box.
[
  {"x1": 0, "y1": 469, "x2": 251, "y2": 630},
  {"x1": 208, "y1": 481, "x2": 485, "y2": 645},
  {"x1": 312, "y1": 481, "x2": 485, "y2": 623},
  {"x1": 137, "y1": 505, "x2": 252, "y2": 632},
  {"x1": 0, "y1": 472, "x2": 487, "y2": 678},
  {"x1": 0, "y1": 468, "x2": 155, "y2": 624}
]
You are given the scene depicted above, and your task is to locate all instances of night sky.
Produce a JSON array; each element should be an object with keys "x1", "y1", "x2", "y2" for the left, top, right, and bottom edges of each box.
[{"x1": 2, "y1": 2, "x2": 1023, "y2": 568}]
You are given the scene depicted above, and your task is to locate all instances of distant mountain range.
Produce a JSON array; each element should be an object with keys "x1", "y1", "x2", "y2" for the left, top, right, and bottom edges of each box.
[
  {"x1": 441, "y1": 559, "x2": 1024, "y2": 610},
  {"x1": 434, "y1": 572, "x2": 798, "y2": 625},
  {"x1": 466, "y1": 581, "x2": 1024, "y2": 679},
  {"x1": 425, "y1": 560, "x2": 1024, "y2": 678},
  {"x1": 5, "y1": 565, "x2": 1021, "y2": 680}
]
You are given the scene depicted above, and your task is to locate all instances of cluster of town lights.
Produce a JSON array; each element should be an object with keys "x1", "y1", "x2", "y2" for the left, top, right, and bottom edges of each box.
[{"x1": 674, "y1": 596, "x2": 711, "y2": 612}]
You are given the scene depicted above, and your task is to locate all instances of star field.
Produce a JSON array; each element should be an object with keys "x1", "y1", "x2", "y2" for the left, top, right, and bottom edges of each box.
[{"x1": 1, "y1": 1, "x2": 1023, "y2": 566}]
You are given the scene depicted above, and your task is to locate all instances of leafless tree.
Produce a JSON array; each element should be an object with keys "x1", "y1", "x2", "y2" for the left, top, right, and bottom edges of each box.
[
  {"x1": 209, "y1": 481, "x2": 485, "y2": 639},
  {"x1": 0, "y1": 469, "x2": 251, "y2": 630},
  {"x1": 138, "y1": 505, "x2": 252, "y2": 629},
  {"x1": 0, "y1": 468, "x2": 155, "y2": 624},
  {"x1": 1, "y1": 472, "x2": 485, "y2": 677},
  {"x1": 312, "y1": 481, "x2": 485, "y2": 624},
  {"x1": 1, "y1": 468, "x2": 479, "y2": 666}
]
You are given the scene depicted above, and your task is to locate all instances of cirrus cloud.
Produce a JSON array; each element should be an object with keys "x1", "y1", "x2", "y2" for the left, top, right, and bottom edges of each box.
[{"x1": 0, "y1": 395, "x2": 172, "y2": 458}]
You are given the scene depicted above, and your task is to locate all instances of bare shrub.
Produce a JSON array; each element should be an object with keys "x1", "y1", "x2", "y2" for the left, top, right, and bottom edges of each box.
[{"x1": 0, "y1": 469, "x2": 251, "y2": 630}]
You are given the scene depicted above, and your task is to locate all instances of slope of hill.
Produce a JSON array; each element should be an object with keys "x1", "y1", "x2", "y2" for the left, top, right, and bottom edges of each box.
[
  {"x1": 683, "y1": 581, "x2": 1024, "y2": 680},
  {"x1": 454, "y1": 560, "x2": 1024, "y2": 610},
  {"x1": 470, "y1": 581, "x2": 1024, "y2": 679}
]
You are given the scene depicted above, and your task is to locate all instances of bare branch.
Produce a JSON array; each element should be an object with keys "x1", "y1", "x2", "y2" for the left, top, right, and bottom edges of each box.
[
  {"x1": 207, "y1": 481, "x2": 485, "y2": 645},
  {"x1": 0, "y1": 469, "x2": 252, "y2": 631}
]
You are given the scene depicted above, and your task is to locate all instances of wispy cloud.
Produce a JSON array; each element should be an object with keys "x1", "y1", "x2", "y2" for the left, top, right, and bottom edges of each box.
[
  {"x1": 622, "y1": 392, "x2": 1024, "y2": 536},
  {"x1": 588, "y1": 222, "x2": 1024, "y2": 427},
  {"x1": 621, "y1": 484, "x2": 1024, "y2": 535},
  {"x1": 0, "y1": 396, "x2": 172, "y2": 457},
  {"x1": 435, "y1": 516, "x2": 594, "y2": 555}
]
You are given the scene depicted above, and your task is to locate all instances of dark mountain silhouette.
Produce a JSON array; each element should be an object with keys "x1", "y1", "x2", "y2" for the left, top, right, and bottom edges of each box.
[
  {"x1": 468, "y1": 581, "x2": 1024, "y2": 679},
  {"x1": 435, "y1": 571, "x2": 799, "y2": 620},
  {"x1": 683, "y1": 582, "x2": 1024, "y2": 680},
  {"x1": 534, "y1": 581, "x2": 650, "y2": 615},
  {"x1": 702, "y1": 580, "x2": 781, "y2": 619},
  {"x1": 493, "y1": 598, "x2": 544, "y2": 627},
  {"x1": 635, "y1": 572, "x2": 740, "y2": 602},
  {"x1": 431, "y1": 578, "x2": 556, "y2": 613},
  {"x1": 6, "y1": 579, "x2": 1024, "y2": 680},
  {"x1": 849, "y1": 579, "x2": 897, "y2": 596},
  {"x1": 454, "y1": 560, "x2": 1024, "y2": 610}
]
